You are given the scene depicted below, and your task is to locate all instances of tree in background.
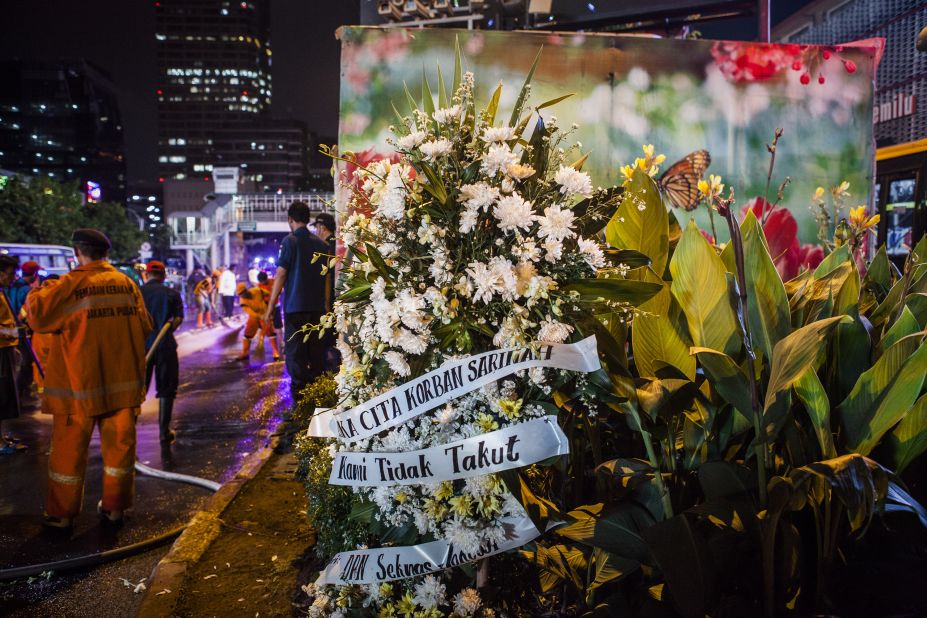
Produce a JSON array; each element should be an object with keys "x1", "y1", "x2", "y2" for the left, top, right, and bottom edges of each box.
[{"x1": 0, "y1": 176, "x2": 144, "y2": 261}]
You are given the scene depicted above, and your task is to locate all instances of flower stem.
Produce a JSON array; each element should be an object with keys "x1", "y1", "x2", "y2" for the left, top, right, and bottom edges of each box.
[
  {"x1": 640, "y1": 426, "x2": 674, "y2": 519},
  {"x1": 717, "y1": 192, "x2": 768, "y2": 508}
]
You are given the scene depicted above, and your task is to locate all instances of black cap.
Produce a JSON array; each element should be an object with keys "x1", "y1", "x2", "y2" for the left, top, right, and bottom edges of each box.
[
  {"x1": 71, "y1": 228, "x2": 112, "y2": 250},
  {"x1": 314, "y1": 213, "x2": 336, "y2": 233}
]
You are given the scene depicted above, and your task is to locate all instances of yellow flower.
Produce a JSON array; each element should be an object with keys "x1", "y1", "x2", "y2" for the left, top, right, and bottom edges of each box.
[
  {"x1": 619, "y1": 164, "x2": 635, "y2": 184},
  {"x1": 394, "y1": 490, "x2": 409, "y2": 504},
  {"x1": 448, "y1": 494, "x2": 473, "y2": 517},
  {"x1": 379, "y1": 583, "x2": 394, "y2": 598},
  {"x1": 424, "y1": 497, "x2": 448, "y2": 520},
  {"x1": 698, "y1": 174, "x2": 724, "y2": 200},
  {"x1": 813, "y1": 186, "x2": 825, "y2": 201},
  {"x1": 415, "y1": 609, "x2": 443, "y2": 618},
  {"x1": 477, "y1": 493, "x2": 502, "y2": 517},
  {"x1": 433, "y1": 480, "x2": 454, "y2": 500},
  {"x1": 634, "y1": 157, "x2": 647, "y2": 170},
  {"x1": 849, "y1": 205, "x2": 880, "y2": 231},
  {"x1": 379, "y1": 603, "x2": 398, "y2": 618},
  {"x1": 396, "y1": 592, "x2": 417, "y2": 617},
  {"x1": 506, "y1": 162, "x2": 536, "y2": 180},
  {"x1": 642, "y1": 144, "x2": 655, "y2": 159},
  {"x1": 475, "y1": 413, "x2": 499, "y2": 433},
  {"x1": 498, "y1": 398, "x2": 523, "y2": 420}
]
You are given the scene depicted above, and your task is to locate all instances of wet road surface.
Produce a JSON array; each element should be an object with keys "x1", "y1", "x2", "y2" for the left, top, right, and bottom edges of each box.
[{"x1": 0, "y1": 319, "x2": 292, "y2": 617}]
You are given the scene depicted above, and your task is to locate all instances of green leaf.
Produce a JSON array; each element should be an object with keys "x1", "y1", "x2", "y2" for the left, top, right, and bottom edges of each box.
[
  {"x1": 416, "y1": 160, "x2": 448, "y2": 205},
  {"x1": 794, "y1": 369, "x2": 836, "y2": 458},
  {"x1": 885, "y1": 394, "x2": 927, "y2": 474},
  {"x1": 390, "y1": 102, "x2": 410, "y2": 136},
  {"x1": 633, "y1": 282, "x2": 696, "y2": 380},
  {"x1": 880, "y1": 305, "x2": 919, "y2": 352},
  {"x1": 485, "y1": 82, "x2": 502, "y2": 126},
  {"x1": 563, "y1": 278, "x2": 662, "y2": 306},
  {"x1": 605, "y1": 171, "x2": 669, "y2": 277},
  {"x1": 641, "y1": 515, "x2": 716, "y2": 618},
  {"x1": 436, "y1": 63, "x2": 447, "y2": 109},
  {"x1": 452, "y1": 35, "x2": 462, "y2": 94},
  {"x1": 790, "y1": 262, "x2": 852, "y2": 326},
  {"x1": 863, "y1": 245, "x2": 893, "y2": 301},
  {"x1": 763, "y1": 316, "x2": 848, "y2": 415},
  {"x1": 555, "y1": 502, "x2": 654, "y2": 563},
  {"x1": 500, "y1": 469, "x2": 562, "y2": 532},
  {"x1": 671, "y1": 220, "x2": 741, "y2": 358},
  {"x1": 905, "y1": 292, "x2": 927, "y2": 328},
  {"x1": 737, "y1": 210, "x2": 791, "y2": 362},
  {"x1": 509, "y1": 46, "x2": 542, "y2": 126},
  {"x1": 603, "y1": 248, "x2": 651, "y2": 269},
  {"x1": 839, "y1": 335, "x2": 927, "y2": 455},
  {"x1": 348, "y1": 500, "x2": 377, "y2": 524},
  {"x1": 421, "y1": 67, "x2": 435, "y2": 116},
  {"x1": 832, "y1": 315, "x2": 871, "y2": 404},
  {"x1": 402, "y1": 82, "x2": 419, "y2": 118},
  {"x1": 364, "y1": 242, "x2": 395, "y2": 283},
  {"x1": 690, "y1": 347, "x2": 752, "y2": 423},
  {"x1": 535, "y1": 93, "x2": 574, "y2": 110},
  {"x1": 814, "y1": 243, "x2": 850, "y2": 278}
]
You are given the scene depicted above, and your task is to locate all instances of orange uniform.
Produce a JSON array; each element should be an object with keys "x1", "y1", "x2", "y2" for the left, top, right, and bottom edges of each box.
[
  {"x1": 26, "y1": 260, "x2": 152, "y2": 519},
  {"x1": 0, "y1": 291, "x2": 16, "y2": 349}
]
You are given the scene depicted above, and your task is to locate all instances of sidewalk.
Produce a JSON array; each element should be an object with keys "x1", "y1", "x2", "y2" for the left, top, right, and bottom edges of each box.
[{"x1": 137, "y1": 427, "x2": 316, "y2": 617}]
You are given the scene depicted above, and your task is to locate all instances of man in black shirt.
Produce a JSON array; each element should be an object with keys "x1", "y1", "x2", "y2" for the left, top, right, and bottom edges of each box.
[
  {"x1": 141, "y1": 261, "x2": 184, "y2": 444},
  {"x1": 264, "y1": 201, "x2": 329, "y2": 402}
]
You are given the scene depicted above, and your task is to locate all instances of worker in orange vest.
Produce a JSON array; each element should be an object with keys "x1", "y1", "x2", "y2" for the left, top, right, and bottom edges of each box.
[
  {"x1": 235, "y1": 281, "x2": 280, "y2": 361},
  {"x1": 26, "y1": 229, "x2": 152, "y2": 530}
]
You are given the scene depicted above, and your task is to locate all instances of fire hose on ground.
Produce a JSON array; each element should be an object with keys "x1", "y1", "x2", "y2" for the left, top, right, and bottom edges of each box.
[{"x1": 0, "y1": 323, "x2": 224, "y2": 582}]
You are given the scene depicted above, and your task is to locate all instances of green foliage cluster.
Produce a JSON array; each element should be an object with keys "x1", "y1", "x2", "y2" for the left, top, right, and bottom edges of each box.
[
  {"x1": 0, "y1": 176, "x2": 144, "y2": 261},
  {"x1": 293, "y1": 374, "x2": 369, "y2": 558},
  {"x1": 510, "y1": 169, "x2": 927, "y2": 617}
]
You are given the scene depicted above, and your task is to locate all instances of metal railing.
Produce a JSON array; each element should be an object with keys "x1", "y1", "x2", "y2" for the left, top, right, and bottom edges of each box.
[
  {"x1": 232, "y1": 192, "x2": 334, "y2": 224},
  {"x1": 171, "y1": 231, "x2": 216, "y2": 247}
]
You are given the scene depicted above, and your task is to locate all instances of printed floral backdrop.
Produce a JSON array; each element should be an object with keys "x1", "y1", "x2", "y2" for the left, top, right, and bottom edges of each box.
[{"x1": 338, "y1": 27, "x2": 879, "y2": 242}]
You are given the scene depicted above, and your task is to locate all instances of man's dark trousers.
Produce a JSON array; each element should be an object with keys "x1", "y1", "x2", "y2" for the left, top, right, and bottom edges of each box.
[
  {"x1": 146, "y1": 345, "x2": 179, "y2": 399},
  {"x1": 284, "y1": 311, "x2": 324, "y2": 401}
]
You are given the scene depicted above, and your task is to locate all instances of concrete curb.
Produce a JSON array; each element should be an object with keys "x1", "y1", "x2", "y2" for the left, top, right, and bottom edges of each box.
[{"x1": 135, "y1": 429, "x2": 281, "y2": 617}]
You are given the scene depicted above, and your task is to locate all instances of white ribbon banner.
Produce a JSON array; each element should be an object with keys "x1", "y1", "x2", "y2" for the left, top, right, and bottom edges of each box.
[
  {"x1": 330, "y1": 416, "x2": 568, "y2": 487},
  {"x1": 308, "y1": 407, "x2": 336, "y2": 438},
  {"x1": 329, "y1": 335, "x2": 599, "y2": 443},
  {"x1": 315, "y1": 513, "x2": 540, "y2": 586}
]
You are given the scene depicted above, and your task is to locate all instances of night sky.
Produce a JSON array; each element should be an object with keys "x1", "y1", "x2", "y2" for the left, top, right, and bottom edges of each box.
[{"x1": 0, "y1": 1, "x2": 810, "y2": 188}]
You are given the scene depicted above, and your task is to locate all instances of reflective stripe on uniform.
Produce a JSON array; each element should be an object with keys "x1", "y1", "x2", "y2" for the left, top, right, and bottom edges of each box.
[
  {"x1": 49, "y1": 470, "x2": 83, "y2": 485},
  {"x1": 43, "y1": 380, "x2": 143, "y2": 401},
  {"x1": 104, "y1": 466, "x2": 133, "y2": 478},
  {"x1": 66, "y1": 294, "x2": 138, "y2": 314}
]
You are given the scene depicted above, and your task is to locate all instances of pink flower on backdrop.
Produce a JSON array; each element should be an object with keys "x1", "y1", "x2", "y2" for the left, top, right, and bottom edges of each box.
[
  {"x1": 741, "y1": 197, "x2": 823, "y2": 280},
  {"x1": 367, "y1": 31, "x2": 410, "y2": 63},
  {"x1": 341, "y1": 112, "x2": 371, "y2": 137},
  {"x1": 710, "y1": 42, "x2": 802, "y2": 83}
]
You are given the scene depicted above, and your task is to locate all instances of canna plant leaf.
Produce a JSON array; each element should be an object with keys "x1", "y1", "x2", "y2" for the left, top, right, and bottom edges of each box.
[
  {"x1": 690, "y1": 347, "x2": 752, "y2": 423},
  {"x1": 839, "y1": 334, "x2": 927, "y2": 455},
  {"x1": 793, "y1": 368, "x2": 836, "y2": 459},
  {"x1": 635, "y1": 284, "x2": 696, "y2": 380},
  {"x1": 563, "y1": 278, "x2": 662, "y2": 306},
  {"x1": 879, "y1": 305, "x2": 919, "y2": 353},
  {"x1": 606, "y1": 171, "x2": 668, "y2": 276},
  {"x1": 884, "y1": 394, "x2": 927, "y2": 474},
  {"x1": 814, "y1": 243, "x2": 850, "y2": 278},
  {"x1": 509, "y1": 46, "x2": 542, "y2": 126},
  {"x1": 671, "y1": 220, "x2": 740, "y2": 358}
]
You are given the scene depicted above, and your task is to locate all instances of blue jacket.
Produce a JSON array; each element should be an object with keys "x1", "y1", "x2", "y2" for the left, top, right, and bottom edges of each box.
[{"x1": 7, "y1": 279, "x2": 32, "y2": 317}]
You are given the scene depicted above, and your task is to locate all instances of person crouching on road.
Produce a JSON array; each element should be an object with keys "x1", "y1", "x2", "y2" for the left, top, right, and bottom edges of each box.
[
  {"x1": 235, "y1": 282, "x2": 280, "y2": 362},
  {"x1": 141, "y1": 261, "x2": 183, "y2": 444},
  {"x1": 193, "y1": 274, "x2": 214, "y2": 328},
  {"x1": 26, "y1": 229, "x2": 152, "y2": 530}
]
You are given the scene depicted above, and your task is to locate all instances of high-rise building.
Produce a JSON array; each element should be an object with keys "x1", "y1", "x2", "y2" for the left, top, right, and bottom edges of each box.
[
  {"x1": 0, "y1": 59, "x2": 127, "y2": 202},
  {"x1": 155, "y1": 0, "x2": 306, "y2": 190}
]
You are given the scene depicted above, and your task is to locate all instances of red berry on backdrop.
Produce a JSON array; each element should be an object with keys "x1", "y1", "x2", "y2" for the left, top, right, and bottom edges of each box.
[
  {"x1": 822, "y1": 50, "x2": 831, "y2": 59},
  {"x1": 800, "y1": 73, "x2": 811, "y2": 85},
  {"x1": 844, "y1": 60, "x2": 857, "y2": 73},
  {"x1": 792, "y1": 61, "x2": 802, "y2": 71},
  {"x1": 818, "y1": 74, "x2": 826, "y2": 84}
]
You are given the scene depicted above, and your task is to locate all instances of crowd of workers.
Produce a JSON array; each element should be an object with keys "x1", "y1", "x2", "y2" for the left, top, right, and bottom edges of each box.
[{"x1": 0, "y1": 201, "x2": 335, "y2": 531}]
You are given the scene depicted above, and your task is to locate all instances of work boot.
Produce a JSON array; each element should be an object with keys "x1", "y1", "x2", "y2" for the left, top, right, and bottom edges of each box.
[
  {"x1": 42, "y1": 512, "x2": 73, "y2": 530},
  {"x1": 97, "y1": 500, "x2": 124, "y2": 525},
  {"x1": 196, "y1": 313, "x2": 203, "y2": 329},
  {"x1": 159, "y1": 397, "x2": 175, "y2": 444},
  {"x1": 236, "y1": 337, "x2": 251, "y2": 361}
]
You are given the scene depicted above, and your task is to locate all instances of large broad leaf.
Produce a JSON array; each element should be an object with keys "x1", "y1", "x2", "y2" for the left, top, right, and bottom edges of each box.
[
  {"x1": 834, "y1": 260, "x2": 861, "y2": 315},
  {"x1": 731, "y1": 211, "x2": 791, "y2": 363},
  {"x1": 605, "y1": 171, "x2": 669, "y2": 277},
  {"x1": 690, "y1": 347, "x2": 753, "y2": 435},
  {"x1": 554, "y1": 502, "x2": 654, "y2": 564},
  {"x1": 839, "y1": 334, "x2": 927, "y2": 455},
  {"x1": 870, "y1": 266, "x2": 927, "y2": 328},
  {"x1": 633, "y1": 280, "x2": 696, "y2": 380},
  {"x1": 884, "y1": 394, "x2": 927, "y2": 474},
  {"x1": 880, "y1": 305, "x2": 919, "y2": 353},
  {"x1": 905, "y1": 292, "x2": 927, "y2": 328},
  {"x1": 563, "y1": 277, "x2": 662, "y2": 306},
  {"x1": 763, "y1": 315, "x2": 848, "y2": 415},
  {"x1": 641, "y1": 515, "x2": 717, "y2": 618},
  {"x1": 831, "y1": 314, "x2": 871, "y2": 404},
  {"x1": 814, "y1": 243, "x2": 850, "y2": 278},
  {"x1": 791, "y1": 262, "x2": 852, "y2": 326},
  {"x1": 671, "y1": 221, "x2": 740, "y2": 357},
  {"x1": 863, "y1": 245, "x2": 893, "y2": 301},
  {"x1": 793, "y1": 369, "x2": 836, "y2": 459}
]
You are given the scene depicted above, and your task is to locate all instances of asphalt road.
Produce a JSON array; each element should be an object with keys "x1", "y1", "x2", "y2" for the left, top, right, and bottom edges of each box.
[{"x1": 0, "y1": 318, "x2": 293, "y2": 617}]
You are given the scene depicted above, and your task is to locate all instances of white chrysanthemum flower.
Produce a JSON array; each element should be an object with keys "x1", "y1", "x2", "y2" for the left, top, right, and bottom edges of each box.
[
  {"x1": 537, "y1": 204, "x2": 576, "y2": 242},
  {"x1": 493, "y1": 194, "x2": 535, "y2": 233},
  {"x1": 453, "y1": 588, "x2": 482, "y2": 615},
  {"x1": 412, "y1": 575, "x2": 446, "y2": 610},
  {"x1": 376, "y1": 165, "x2": 407, "y2": 220},
  {"x1": 489, "y1": 256, "x2": 517, "y2": 301},
  {"x1": 436, "y1": 403, "x2": 457, "y2": 425},
  {"x1": 429, "y1": 248, "x2": 452, "y2": 285},
  {"x1": 543, "y1": 237, "x2": 564, "y2": 263},
  {"x1": 459, "y1": 206, "x2": 479, "y2": 234},
  {"x1": 397, "y1": 130, "x2": 427, "y2": 150},
  {"x1": 466, "y1": 261, "x2": 501, "y2": 305},
  {"x1": 432, "y1": 105, "x2": 461, "y2": 124},
  {"x1": 396, "y1": 289, "x2": 428, "y2": 330},
  {"x1": 481, "y1": 143, "x2": 517, "y2": 176},
  {"x1": 458, "y1": 182, "x2": 499, "y2": 211},
  {"x1": 444, "y1": 517, "x2": 482, "y2": 555},
  {"x1": 419, "y1": 138, "x2": 453, "y2": 160},
  {"x1": 538, "y1": 318, "x2": 573, "y2": 343},
  {"x1": 481, "y1": 125, "x2": 516, "y2": 143},
  {"x1": 511, "y1": 237, "x2": 541, "y2": 263},
  {"x1": 554, "y1": 165, "x2": 593, "y2": 197},
  {"x1": 577, "y1": 237, "x2": 607, "y2": 269},
  {"x1": 396, "y1": 328, "x2": 428, "y2": 355}
]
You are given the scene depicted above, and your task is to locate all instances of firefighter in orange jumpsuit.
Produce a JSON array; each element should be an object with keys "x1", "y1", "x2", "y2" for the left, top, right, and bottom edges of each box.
[
  {"x1": 235, "y1": 282, "x2": 280, "y2": 361},
  {"x1": 26, "y1": 229, "x2": 152, "y2": 529}
]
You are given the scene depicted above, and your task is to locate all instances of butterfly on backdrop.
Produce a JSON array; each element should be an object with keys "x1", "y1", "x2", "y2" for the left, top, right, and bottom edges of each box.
[{"x1": 657, "y1": 150, "x2": 711, "y2": 211}]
